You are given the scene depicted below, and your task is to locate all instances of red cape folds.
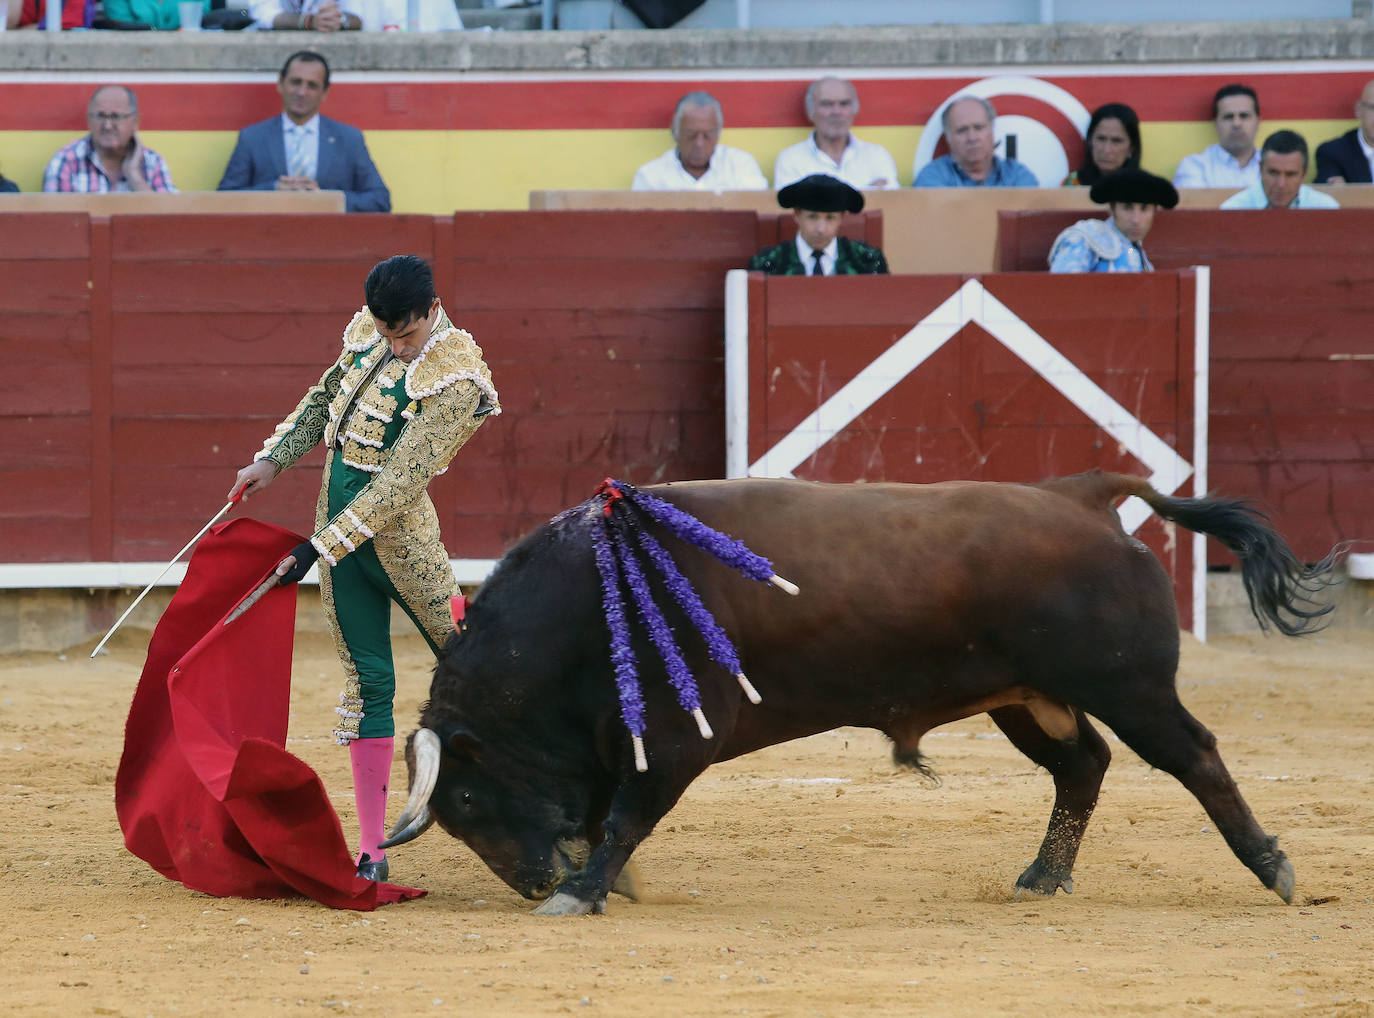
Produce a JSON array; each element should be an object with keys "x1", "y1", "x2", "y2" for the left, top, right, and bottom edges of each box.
[{"x1": 114, "y1": 517, "x2": 425, "y2": 909}]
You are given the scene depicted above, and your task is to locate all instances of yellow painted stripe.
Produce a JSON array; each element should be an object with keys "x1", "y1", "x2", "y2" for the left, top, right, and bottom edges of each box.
[{"x1": 0, "y1": 119, "x2": 1352, "y2": 209}]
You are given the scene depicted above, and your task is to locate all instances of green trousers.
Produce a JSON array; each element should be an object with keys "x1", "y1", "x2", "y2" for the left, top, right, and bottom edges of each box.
[{"x1": 325, "y1": 453, "x2": 449, "y2": 740}]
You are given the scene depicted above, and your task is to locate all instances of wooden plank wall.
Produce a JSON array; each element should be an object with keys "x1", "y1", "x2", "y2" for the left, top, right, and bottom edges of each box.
[
  {"x1": 1, "y1": 214, "x2": 94, "y2": 561},
  {"x1": 0, "y1": 209, "x2": 883, "y2": 564},
  {"x1": 995, "y1": 208, "x2": 1374, "y2": 563}
]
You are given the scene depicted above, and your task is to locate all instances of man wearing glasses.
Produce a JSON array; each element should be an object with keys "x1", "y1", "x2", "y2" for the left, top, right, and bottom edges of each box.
[{"x1": 42, "y1": 85, "x2": 176, "y2": 194}]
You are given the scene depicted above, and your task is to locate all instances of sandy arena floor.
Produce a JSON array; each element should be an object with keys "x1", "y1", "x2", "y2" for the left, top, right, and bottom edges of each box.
[{"x1": 1, "y1": 626, "x2": 1371, "y2": 1017}]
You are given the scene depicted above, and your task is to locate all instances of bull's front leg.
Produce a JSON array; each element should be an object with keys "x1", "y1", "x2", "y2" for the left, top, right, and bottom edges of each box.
[{"x1": 534, "y1": 769, "x2": 692, "y2": 916}]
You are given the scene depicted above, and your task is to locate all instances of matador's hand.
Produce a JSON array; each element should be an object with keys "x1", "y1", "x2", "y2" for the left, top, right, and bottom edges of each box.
[
  {"x1": 275, "y1": 542, "x2": 320, "y2": 586},
  {"x1": 229, "y1": 460, "x2": 279, "y2": 502}
]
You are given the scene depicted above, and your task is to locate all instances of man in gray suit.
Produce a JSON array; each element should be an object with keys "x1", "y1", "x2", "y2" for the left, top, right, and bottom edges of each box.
[{"x1": 218, "y1": 51, "x2": 390, "y2": 213}]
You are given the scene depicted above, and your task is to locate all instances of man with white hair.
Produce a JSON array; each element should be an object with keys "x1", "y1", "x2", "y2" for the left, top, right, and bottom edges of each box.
[
  {"x1": 632, "y1": 91, "x2": 768, "y2": 190},
  {"x1": 914, "y1": 95, "x2": 1038, "y2": 187},
  {"x1": 773, "y1": 77, "x2": 899, "y2": 191}
]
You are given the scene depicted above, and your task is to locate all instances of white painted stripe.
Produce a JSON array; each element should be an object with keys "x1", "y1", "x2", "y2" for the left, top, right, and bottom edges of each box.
[
  {"x1": 748, "y1": 281, "x2": 970, "y2": 479},
  {"x1": 0, "y1": 559, "x2": 499, "y2": 589},
  {"x1": 976, "y1": 286, "x2": 1192, "y2": 533},
  {"x1": 1192, "y1": 266, "x2": 1211, "y2": 642},
  {"x1": 724, "y1": 269, "x2": 750, "y2": 479}
]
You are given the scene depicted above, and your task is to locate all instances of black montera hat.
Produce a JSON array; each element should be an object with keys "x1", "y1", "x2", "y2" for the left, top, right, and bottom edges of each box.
[
  {"x1": 1089, "y1": 168, "x2": 1179, "y2": 209},
  {"x1": 776, "y1": 173, "x2": 865, "y2": 214}
]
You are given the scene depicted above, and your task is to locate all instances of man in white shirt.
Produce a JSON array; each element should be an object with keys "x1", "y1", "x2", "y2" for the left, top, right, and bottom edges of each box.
[
  {"x1": 631, "y1": 92, "x2": 768, "y2": 191},
  {"x1": 773, "y1": 77, "x2": 899, "y2": 191},
  {"x1": 1221, "y1": 130, "x2": 1340, "y2": 210},
  {"x1": 250, "y1": 0, "x2": 361, "y2": 30},
  {"x1": 1173, "y1": 83, "x2": 1263, "y2": 189}
]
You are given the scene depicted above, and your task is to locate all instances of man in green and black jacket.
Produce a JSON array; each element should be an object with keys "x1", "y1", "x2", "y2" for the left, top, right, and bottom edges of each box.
[{"x1": 747, "y1": 173, "x2": 889, "y2": 276}]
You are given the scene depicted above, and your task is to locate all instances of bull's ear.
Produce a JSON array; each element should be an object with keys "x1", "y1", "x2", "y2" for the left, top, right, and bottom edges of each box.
[{"x1": 442, "y1": 727, "x2": 483, "y2": 763}]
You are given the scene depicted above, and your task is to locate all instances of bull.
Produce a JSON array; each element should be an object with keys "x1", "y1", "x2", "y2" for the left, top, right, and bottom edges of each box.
[{"x1": 383, "y1": 472, "x2": 1336, "y2": 915}]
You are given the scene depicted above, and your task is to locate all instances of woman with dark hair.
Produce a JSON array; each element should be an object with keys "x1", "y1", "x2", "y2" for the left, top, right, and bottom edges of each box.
[{"x1": 1063, "y1": 102, "x2": 1142, "y2": 186}]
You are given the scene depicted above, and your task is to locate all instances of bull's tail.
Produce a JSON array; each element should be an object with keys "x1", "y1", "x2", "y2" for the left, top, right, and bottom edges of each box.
[{"x1": 1055, "y1": 471, "x2": 1343, "y2": 636}]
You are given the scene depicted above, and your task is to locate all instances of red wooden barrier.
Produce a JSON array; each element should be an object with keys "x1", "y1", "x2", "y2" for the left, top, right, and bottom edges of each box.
[
  {"x1": 1, "y1": 214, "x2": 94, "y2": 561},
  {"x1": 737, "y1": 271, "x2": 1201, "y2": 629},
  {"x1": 0, "y1": 209, "x2": 885, "y2": 567},
  {"x1": 996, "y1": 208, "x2": 1374, "y2": 562}
]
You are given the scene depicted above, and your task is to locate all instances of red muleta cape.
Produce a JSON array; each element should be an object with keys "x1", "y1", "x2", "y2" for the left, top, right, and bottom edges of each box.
[{"x1": 114, "y1": 517, "x2": 425, "y2": 909}]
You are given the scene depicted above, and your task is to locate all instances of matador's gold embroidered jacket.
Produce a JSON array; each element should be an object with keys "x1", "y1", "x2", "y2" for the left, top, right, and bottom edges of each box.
[{"x1": 252, "y1": 304, "x2": 500, "y2": 566}]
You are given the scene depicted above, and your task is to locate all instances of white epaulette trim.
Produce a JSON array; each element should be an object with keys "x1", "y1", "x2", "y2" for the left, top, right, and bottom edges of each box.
[
  {"x1": 310, "y1": 535, "x2": 337, "y2": 566},
  {"x1": 344, "y1": 429, "x2": 384, "y2": 449},
  {"x1": 344, "y1": 508, "x2": 374, "y2": 539}
]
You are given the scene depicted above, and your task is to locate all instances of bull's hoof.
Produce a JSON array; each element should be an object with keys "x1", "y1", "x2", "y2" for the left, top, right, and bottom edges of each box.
[
  {"x1": 1014, "y1": 860, "x2": 1074, "y2": 899},
  {"x1": 532, "y1": 891, "x2": 606, "y2": 916},
  {"x1": 1270, "y1": 858, "x2": 1295, "y2": 904}
]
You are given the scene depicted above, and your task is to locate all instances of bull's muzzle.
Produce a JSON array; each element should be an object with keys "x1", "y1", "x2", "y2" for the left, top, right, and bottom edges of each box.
[{"x1": 380, "y1": 728, "x2": 440, "y2": 849}]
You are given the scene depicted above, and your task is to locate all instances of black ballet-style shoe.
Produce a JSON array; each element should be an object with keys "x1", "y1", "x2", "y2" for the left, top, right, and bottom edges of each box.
[{"x1": 355, "y1": 852, "x2": 389, "y2": 882}]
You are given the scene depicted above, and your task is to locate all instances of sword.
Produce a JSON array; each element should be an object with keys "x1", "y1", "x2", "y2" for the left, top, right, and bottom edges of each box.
[
  {"x1": 223, "y1": 571, "x2": 285, "y2": 626},
  {"x1": 89, "y1": 493, "x2": 243, "y2": 659}
]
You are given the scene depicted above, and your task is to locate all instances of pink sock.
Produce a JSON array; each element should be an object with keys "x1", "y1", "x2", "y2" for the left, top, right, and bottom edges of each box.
[{"x1": 350, "y1": 736, "x2": 394, "y2": 864}]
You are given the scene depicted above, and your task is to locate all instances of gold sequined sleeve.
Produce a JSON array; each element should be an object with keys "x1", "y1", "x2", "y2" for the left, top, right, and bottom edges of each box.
[
  {"x1": 308, "y1": 380, "x2": 484, "y2": 566},
  {"x1": 253, "y1": 359, "x2": 345, "y2": 473}
]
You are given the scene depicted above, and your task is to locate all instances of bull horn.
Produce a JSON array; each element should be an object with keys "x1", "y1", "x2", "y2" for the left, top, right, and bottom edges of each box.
[
  {"x1": 380, "y1": 803, "x2": 432, "y2": 850},
  {"x1": 380, "y1": 728, "x2": 441, "y2": 849}
]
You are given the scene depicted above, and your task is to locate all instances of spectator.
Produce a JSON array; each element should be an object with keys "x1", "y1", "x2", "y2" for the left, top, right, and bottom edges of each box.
[
  {"x1": 365, "y1": 0, "x2": 463, "y2": 29},
  {"x1": 43, "y1": 85, "x2": 177, "y2": 194},
  {"x1": 249, "y1": 0, "x2": 360, "y2": 31},
  {"x1": 1315, "y1": 79, "x2": 1374, "y2": 184},
  {"x1": 101, "y1": 0, "x2": 209, "y2": 29},
  {"x1": 12, "y1": 0, "x2": 89, "y2": 28},
  {"x1": 218, "y1": 51, "x2": 391, "y2": 213},
  {"x1": 1048, "y1": 168, "x2": 1178, "y2": 273},
  {"x1": 747, "y1": 174, "x2": 889, "y2": 276},
  {"x1": 0, "y1": 172, "x2": 17, "y2": 193},
  {"x1": 1063, "y1": 102, "x2": 1141, "y2": 186},
  {"x1": 773, "y1": 77, "x2": 899, "y2": 191},
  {"x1": 631, "y1": 91, "x2": 768, "y2": 191},
  {"x1": 913, "y1": 96, "x2": 1039, "y2": 188},
  {"x1": 1173, "y1": 83, "x2": 1262, "y2": 189},
  {"x1": 1221, "y1": 130, "x2": 1339, "y2": 209}
]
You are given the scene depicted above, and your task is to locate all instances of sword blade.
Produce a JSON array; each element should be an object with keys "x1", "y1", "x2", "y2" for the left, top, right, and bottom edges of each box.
[
  {"x1": 89, "y1": 497, "x2": 239, "y2": 659},
  {"x1": 223, "y1": 573, "x2": 283, "y2": 625}
]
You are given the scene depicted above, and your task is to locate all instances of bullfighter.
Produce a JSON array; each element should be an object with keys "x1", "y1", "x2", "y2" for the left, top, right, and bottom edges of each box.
[
  {"x1": 1048, "y1": 167, "x2": 1178, "y2": 273},
  {"x1": 228, "y1": 254, "x2": 499, "y2": 882},
  {"x1": 747, "y1": 173, "x2": 889, "y2": 276}
]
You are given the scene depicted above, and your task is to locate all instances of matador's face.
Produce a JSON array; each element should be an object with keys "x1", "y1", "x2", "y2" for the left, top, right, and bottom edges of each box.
[{"x1": 375, "y1": 297, "x2": 441, "y2": 363}]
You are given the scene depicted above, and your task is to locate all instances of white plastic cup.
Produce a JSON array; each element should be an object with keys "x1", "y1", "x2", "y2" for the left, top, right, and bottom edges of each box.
[
  {"x1": 179, "y1": 1, "x2": 202, "y2": 30},
  {"x1": 44, "y1": 0, "x2": 60, "y2": 31},
  {"x1": 0, "y1": 1, "x2": 9, "y2": 34}
]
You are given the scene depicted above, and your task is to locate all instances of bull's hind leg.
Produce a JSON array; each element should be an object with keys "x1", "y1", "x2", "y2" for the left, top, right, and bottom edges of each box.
[
  {"x1": 990, "y1": 705, "x2": 1112, "y2": 898},
  {"x1": 1098, "y1": 695, "x2": 1293, "y2": 903}
]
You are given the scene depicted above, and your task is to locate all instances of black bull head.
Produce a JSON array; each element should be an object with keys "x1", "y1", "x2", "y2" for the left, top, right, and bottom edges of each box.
[{"x1": 383, "y1": 473, "x2": 1337, "y2": 915}]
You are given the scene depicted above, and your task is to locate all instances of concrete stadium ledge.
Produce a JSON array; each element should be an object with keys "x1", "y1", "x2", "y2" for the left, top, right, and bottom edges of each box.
[{"x1": 4, "y1": 20, "x2": 1374, "y2": 74}]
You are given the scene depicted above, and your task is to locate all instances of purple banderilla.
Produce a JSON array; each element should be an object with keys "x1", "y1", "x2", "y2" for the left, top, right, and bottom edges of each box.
[{"x1": 588, "y1": 479, "x2": 795, "y2": 772}]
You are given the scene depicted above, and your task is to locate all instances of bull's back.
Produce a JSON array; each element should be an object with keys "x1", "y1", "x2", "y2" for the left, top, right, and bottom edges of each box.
[{"x1": 648, "y1": 476, "x2": 1176, "y2": 710}]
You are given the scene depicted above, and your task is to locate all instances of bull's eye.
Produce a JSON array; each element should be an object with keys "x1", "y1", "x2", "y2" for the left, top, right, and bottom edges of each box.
[{"x1": 461, "y1": 790, "x2": 472, "y2": 807}]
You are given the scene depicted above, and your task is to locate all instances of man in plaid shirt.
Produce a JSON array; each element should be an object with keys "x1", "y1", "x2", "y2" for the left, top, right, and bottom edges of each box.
[{"x1": 43, "y1": 85, "x2": 176, "y2": 194}]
